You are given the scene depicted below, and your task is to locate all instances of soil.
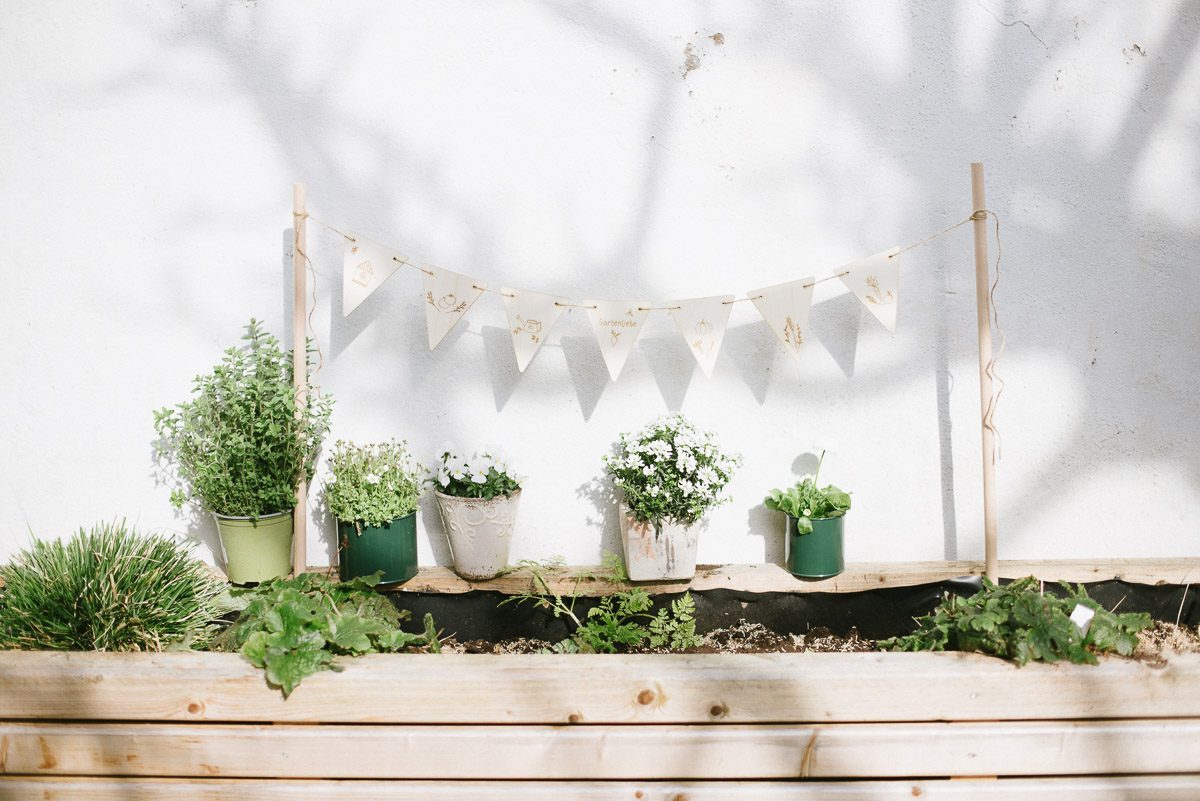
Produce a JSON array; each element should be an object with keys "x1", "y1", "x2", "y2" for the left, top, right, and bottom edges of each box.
[{"x1": 1133, "y1": 621, "x2": 1200, "y2": 666}]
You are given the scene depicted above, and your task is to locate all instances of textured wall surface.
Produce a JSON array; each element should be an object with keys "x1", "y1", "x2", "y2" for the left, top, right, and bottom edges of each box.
[{"x1": 1, "y1": 1, "x2": 1197, "y2": 568}]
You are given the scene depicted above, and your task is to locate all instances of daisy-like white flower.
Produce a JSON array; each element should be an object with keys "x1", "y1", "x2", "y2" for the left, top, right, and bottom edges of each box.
[{"x1": 366, "y1": 473, "x2": 381, "y2": 485}]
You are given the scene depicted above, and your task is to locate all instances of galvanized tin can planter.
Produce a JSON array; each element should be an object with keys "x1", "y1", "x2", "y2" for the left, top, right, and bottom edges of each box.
[
  {"x1": 435, "y1": 489, "x2": 520, "y2": 580},
  {"x1": 786, "y1": 514, "x2": 845, "y2": 579},
  {"x1": 212, "y1": 510, "x2": 294, "y2": 585},
  {"x1": 619, "y1": 504, "x2": 699, "y2": 582},
  {"x1": 337, "y1": 512, "x2": 419, "y2": 586}
]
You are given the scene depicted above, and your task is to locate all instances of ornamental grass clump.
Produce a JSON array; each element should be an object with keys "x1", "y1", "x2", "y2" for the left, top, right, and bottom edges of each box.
[
  {"x1": 0, "y1": 521, "x2": 228, "y2": 652},
  {"x1": 603, "y1": 414, "x2": 741, "y2": 525},
  {"x1": 325, "y1": 440, "x2": 423, "y2": 528},
  {"x1": 153, "y1": 319, "x2": 333, "y2": 518}
]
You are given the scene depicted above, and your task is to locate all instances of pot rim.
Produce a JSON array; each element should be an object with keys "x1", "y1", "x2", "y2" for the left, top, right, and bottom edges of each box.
[
  {"x1": 787, "y1": 512, "x2": 848, "y2": 523},
  {"x1": 212, "y1": 509, "x2": 293, "y2": 522},
  {"x1": 619, "y1": 501, "x2": 700, "y2": 529},
  {"x1": 434, "y1": 488, "x2": 522, "y2": 503},
  {"x1": 335, "y1": 511, "x2": 418, "y2": 527}
]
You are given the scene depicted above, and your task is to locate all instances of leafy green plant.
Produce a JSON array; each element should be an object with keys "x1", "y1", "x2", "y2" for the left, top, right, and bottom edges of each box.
[
  {"x1": 154, "y1": 319, "x2": 334, "y2": 518},
  {"x1": 0, "y1": 521, "x2": 228, "y2": 651},
  {"x1": 432, "y1": 443, "x2": 521, "y2": 500},
  {"x1": 324, "y1": 440, "x2": 423, "y2": 528},
  {"x1": 764, "y1": 450, "x2": 851, "y2": 535},
  {"x1": 879, "y1": 577, "x2": 1152, "y2": 666},
  {"x1": 603, "y1": 414, "x2": 741, "y2": 525},
  {"x1": 500, "y1": 555, "x2": 701, "y2": 653},
  {"x1": 213, "y1": 572, "x2": 439, "y2": 696}
]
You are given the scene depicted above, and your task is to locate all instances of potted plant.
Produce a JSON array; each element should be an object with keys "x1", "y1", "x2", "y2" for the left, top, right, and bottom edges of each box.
[
  {"x1": 154, "y1": 319, "x2": 332, "y2": 584},
  {"x1": 324, "y1": 440, "x2": 423, "y2": 585},
  {"x1": 764, "y1": 450, "x2": 851, "y2": 579},
  {"x1": 432, "y1": 445, "x2": 522, "y2": 580},
  {"x1": 603, "y1": 414, "x2": 741, "y2": 581}
]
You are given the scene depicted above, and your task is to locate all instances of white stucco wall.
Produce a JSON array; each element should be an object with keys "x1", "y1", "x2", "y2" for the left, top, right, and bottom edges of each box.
[{"x1": 1, "y1": 1, "x2": 1197, "y2": 569}]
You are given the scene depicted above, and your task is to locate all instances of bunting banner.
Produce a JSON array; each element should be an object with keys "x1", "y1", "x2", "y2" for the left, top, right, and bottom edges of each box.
[
  {"x1": 667, "y1": 295, "x2": 734, "y2": 377},
  {"x1": 422, "y1": 266, "x2": 486, "y2": 350},
  {"x1": 502, "y1": 287, "x2": 569, "y2": 372},
  {"x1": 585, "y1": 300, "x2": 651, "y2": 381},
  {"x1": 749, "y1": 277, "x2": 814, "y2": 361},
  {"x1": 838, "y1": 247, "x2": 901, "y2": 333},
  {"x1": 342, "y1": 236, "x2": 410, "y2": 316}
]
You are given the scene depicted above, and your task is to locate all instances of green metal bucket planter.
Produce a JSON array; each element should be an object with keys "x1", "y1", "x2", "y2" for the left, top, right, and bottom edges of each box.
[
  {"x1": 786, "y1": 514, "x2": 845, "y2": 579},
  {"x1": 337, "y1": 513, "x2": 419, "y2": 586},
  {"x1": 213, "y1": 510, "x2": 294, "y2": 585}
]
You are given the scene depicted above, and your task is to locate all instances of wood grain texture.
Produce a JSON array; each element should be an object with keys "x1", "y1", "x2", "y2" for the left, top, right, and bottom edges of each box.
[
  {"x1": 2, "y1": 719, "x2": 1199, "y2": 779},
  {"x1": 1, "y1": 650, "x2": 1198, "y2": 724},
  {"x1": 5, "y1": 777, "x2": 1200, "y2": 801}
]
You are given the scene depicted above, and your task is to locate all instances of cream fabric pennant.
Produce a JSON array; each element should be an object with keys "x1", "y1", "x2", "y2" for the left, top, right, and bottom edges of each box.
[
  {"x1": 422, "y1": 266, "x2": 486, "y2": 350},
  {"x1": 585, "y1": 300, "x2": 651, "y2": 381},
  {"x1": 502, "y1": 288, "x2": 568, "y2": 372},
  {"x1": 342, "y1": 236, "x2": 411, "y2": 317},
  {"x1": 667, "y1": 295, "x2": 734, "y2": 377},
  {"x1": 749, "y1": 278, "x2": 814, "y2": 360},
  {"x1": 838, "y1": 247, "x2": 901, "y2": 333}
]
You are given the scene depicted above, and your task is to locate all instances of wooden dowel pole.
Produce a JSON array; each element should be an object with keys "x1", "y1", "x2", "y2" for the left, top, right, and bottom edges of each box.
[
  {"x1": 970, "y1": 163, "x2": 999, "y2": 582},
  {"x1": 292, "y1": 183, "x2": 308, "y2": 576}
]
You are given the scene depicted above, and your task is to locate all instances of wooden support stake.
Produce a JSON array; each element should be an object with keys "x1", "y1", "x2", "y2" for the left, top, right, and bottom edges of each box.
[
  {"x1": 292, "y1": 183, "x2": 308, "y2": 576},
  {"x1": 970, "y1": 163, "x2": 998, "y2": 582}
]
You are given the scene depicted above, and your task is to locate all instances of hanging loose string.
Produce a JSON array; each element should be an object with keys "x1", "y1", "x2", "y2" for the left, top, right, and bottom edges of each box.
[
  {"x1": 291, "y1": 212, "x2": 326, "y2": 380},
  {"x1": 977, "y1": 210, "x2": 1006, "y2": 464}
]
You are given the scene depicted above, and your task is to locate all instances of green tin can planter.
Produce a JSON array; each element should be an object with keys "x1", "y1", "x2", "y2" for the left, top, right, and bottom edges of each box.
[
  {"x1": 213, "y1": 510, "x2": 294, "y2": 585},
  {"x1": 337, "y1": 512, "x2": 419, "y2": 586},
  {"x1": 786, "y1": 514, "x2": 845, "y2": 580}
]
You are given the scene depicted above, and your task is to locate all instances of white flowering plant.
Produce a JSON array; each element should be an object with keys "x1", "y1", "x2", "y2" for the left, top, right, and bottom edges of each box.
[
  {"x1": 603, "y1": 414, "x2": 741, "y2": 526},
  {"x1": 323, "y1": 440, "x2": 423, "y2": 528},
  {"x1": 432, "y1": 444, "x2": 522, "y2": 500},
  {"x1": 764, "y1": 451, "x2": 851, "y2": 535}
]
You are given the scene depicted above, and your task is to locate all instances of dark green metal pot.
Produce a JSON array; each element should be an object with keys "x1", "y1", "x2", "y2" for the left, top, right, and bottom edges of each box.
[
  {"x1": 786, "y1": 514, "x2": 845, "y2": 579},
  {"x1": 336, "y1": 512, "x2": 418, "y2": 586}
]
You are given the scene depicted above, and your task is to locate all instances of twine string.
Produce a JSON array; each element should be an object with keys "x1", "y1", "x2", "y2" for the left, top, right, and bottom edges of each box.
[{"x1": 979, "y1": 210, "x2": 1006, "y2": 464}]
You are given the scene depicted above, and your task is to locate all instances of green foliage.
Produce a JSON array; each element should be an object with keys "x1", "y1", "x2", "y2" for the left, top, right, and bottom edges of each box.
[
  {"x1": 764, "y1": 451, "x2": 851, "y2": 535},
  {"x1": 0, "y1": 521, "x2": 228, "y2": 652},
  {"x1": 154, "y1": 319, "x2": 334, "y2": 518},
  {"x1": 432, "y1": 444, "x2": 522, "y2": 500},
  {"x1": 879, "y1": 577, "x2": 1153, "y2": 666},
  {"x1": 603, "y1": 414, "x2": 741, "y2": 525},
  {"x1": 499, "y1": 556, "x2": 702, "y2": 653},
  {"x1": 324, "y1": 440, "x2": 423, "y2": 527},
  {"x1": 213, "y1": 571, "x2": 439, "y2": 696}
]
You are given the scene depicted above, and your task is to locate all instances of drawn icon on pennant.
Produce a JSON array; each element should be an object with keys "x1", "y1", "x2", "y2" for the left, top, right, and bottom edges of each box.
[
  {"x1": 428, "y1": 292, "x2": 468, "y2": 314},
  {"x1": 585, "y1": 300, "x2": 651, "y2": 381},
  {"x1": 421, "y1": 266, "x2": 486, "y2": 350},
  {"x1": 502, "y1": 288, "x2": 569, "y2": 372},
  {"x1": 783, "y1": 316, "x2": 803, "y2": 350},
  {"x1": 864, "y1": 275, "x2": 894, "y2": 305},
  {"x1": 694, "y1": 319, "x2": 713, "y2": 336},
  {"x1": 667, "y1": 296, "x2": 733, "y2": 378},
  {"x1": 342, "y1": 235, "x2": 409, "y2": 317},
  {"x1": 838, "y1": 248, "x2": 901, "y2": 333},
  {"x1": 352, "y1": 260, "x2": 373, "y2": 288},
  {"x1": 609, "y1": 330, "x2": 621, "y2": 347},
  {"x1": 749, "y1": 279, "x2": 814, "y2": 361}
]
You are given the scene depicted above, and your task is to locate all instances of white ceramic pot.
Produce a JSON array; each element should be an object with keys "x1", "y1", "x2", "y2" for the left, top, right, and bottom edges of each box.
[
  {"x1": 618, "y1": 503, "x2": 699, "y2": 581},
  {"x1": 435, "y1": 489, "x2": 521, "y2": 580}
]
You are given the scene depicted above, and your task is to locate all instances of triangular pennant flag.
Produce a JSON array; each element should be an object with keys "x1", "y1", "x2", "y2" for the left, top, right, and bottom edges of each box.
[
  {"x1": 749, "y1": 278, "x2": 814, "y2": 361},
  {"x1": 422, "y1": 266, "x2": 486, "y2": 350},
  {"x1": 837, "y1": 247, "x2": 901, "y2": 333},
  {"x1": 584, "y1": 300, "x2": 651, "y2": 381},
  {"x1": 501, "y1": 287, "x2": 568, "y2": 372},
  {"x1": 342, "y1": 236, "x2": 411, "y2": 317},
  {"x1": 667, "y1": 295, "x2": 734, "y2": 377}
]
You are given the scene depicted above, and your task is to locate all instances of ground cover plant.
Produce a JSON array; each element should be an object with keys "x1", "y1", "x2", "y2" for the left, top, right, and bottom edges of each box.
[
  {"x1": 0, "y1": 521, "x2": 228, "y2": 651},
  {"x1": 880, "y1": 576, "x2": 1153, "y2": 665},
  {"x1": 212, "y1": 571, "x2": 439, "y2": 696}
]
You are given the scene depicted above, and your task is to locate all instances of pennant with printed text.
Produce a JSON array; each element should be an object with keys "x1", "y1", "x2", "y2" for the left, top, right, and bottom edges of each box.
[
  {"x1": 502, "y1": 288, "x2": 569, "y2": 372},
  {"x1": 667, "y1": 295, "x2": 734, "y2": 377},
  {"x1": 838, "y1": 247, "x2": 901, "y2": 333},
  {"x1": 342, "y1": 236, "x2": 410, "y2": 317},
  {"x1": 585, "y1": 300, "x2": 651, "y2": 381},
  {"x1": 749, "y1": 278, "x2": 814, "y2": 361},
  {"x1": 422, "y1": 266, "x2": 486, "y2": 350}
]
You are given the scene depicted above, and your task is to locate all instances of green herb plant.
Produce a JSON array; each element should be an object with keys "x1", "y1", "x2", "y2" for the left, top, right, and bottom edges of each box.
[
  {"x1": 500, "y1": 553, "x2": 701, "y2": 653},
  {"x1": 763, "y1": 450, "x2": 851, "y2": 535},
  {"x1": 879, "y1": 577, "x2": 1152, "y2": 666},
  {"x1": 213, "y1": 572, "x2": 439, "y2": 696},
  {"x1": 324, "y1": 440, "x2": 423, "y2": 528},
  {"x1": 154, "y1": 319, "x2": 334, "y2": 518},
  {"x1": 0, "y1": 521, "x2": 228, "y2": 651},
  {"x1": 432, "y1": 444, "x2": 521, "y2": 500},
  {"x1": 603, "y1": 414, "x2": 741, "y2": 525}
]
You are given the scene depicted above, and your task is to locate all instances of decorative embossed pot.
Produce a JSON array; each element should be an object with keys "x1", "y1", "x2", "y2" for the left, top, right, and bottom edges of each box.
[
  {"x1": 618, "y1": 502, "x2": 698, "y2": 582},
  {"x1": 434, "y1": 489, "x2": 521, "y2": 580}
]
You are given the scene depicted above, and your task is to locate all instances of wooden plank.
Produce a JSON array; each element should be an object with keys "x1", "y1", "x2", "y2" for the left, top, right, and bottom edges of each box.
[
  {"x1": 381, "y1": 558, "x2": 1200, "y2": 596},
  {"x1": 5, "y1": 776, "x2": 1200, "y2": 801},
  {"x1": 3, "y1": 720, "x2": 1200, "y2": 778},
  {"x1": 1, "y1": 650, "x2": 1198, "y2": 724}
]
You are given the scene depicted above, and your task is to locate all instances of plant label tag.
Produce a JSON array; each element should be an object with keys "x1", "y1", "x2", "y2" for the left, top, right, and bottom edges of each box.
[{"x1": 1070, "y1": 603, "x2": 1096, "y2": 637}]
